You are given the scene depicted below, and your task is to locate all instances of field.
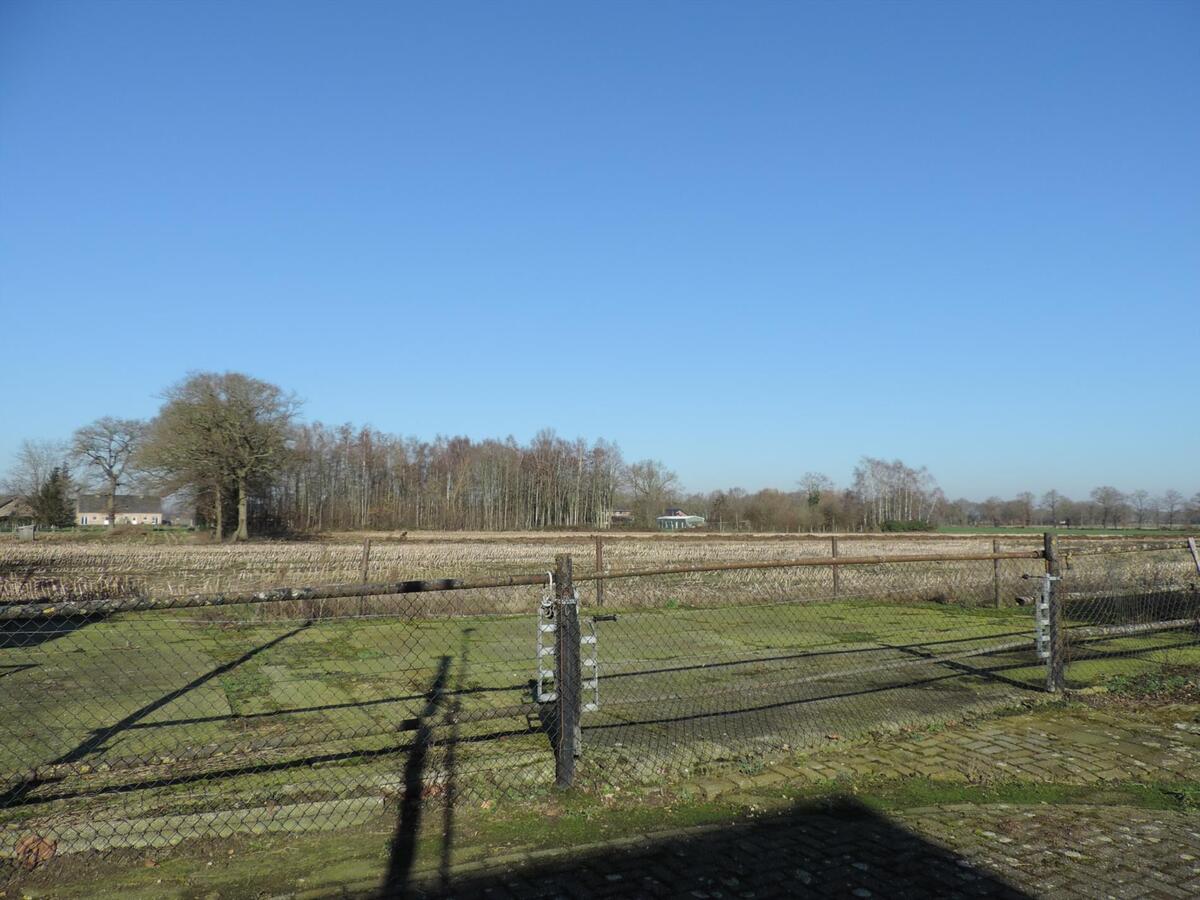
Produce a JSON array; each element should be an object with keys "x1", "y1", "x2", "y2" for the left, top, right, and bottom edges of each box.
[
  {"x1": 1, "y1": 531, "x2": 1198, "y2": 856},
  {"x1": 1, "y1": 528, "x2": 1182, "y2": 604}
]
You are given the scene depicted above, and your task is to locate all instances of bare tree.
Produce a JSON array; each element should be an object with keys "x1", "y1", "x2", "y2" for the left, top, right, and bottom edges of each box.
[
  {"x1": 798, "y1": 472, "x2": 836, "y2": 530},
  {"x1": 851, "y1": 457, "x2": 941, "y2": 528},
  {"x1": 1128, "y1": 489, "x2": 1153, "y2": 527},
  {"x1": 1040, "y1": 489, "x2": 1063, "y2": 526},
  {"x1": 71, "y1": 417, "x2": 145, "y2": 526},
  {"x1": 1015, "y1": 491, "x2": 1035, "y2": 527},
  {"x1": 1090, "y1": 486, "x2": 1126, "y2": 528},
  {"x1": 1160, "y1": 490, "x2": 1183, "y2": 528},
  {"x1": 142, "y1": 373, "x2": 299, "y2": 541},
  {"x1": 2, "y1": 439, "x2": 70, "y2": 499},
  {"x1": 625, "y1": 459, "x2": 679, "y2": 527}
]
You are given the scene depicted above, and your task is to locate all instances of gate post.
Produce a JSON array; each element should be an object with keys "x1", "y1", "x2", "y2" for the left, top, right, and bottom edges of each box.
[
  {"x1": 554, "y1": 554, "x2": 581, "y2": 788},
  {"x1": 1044, "y1": 533, "x2": 1066, "y2": 692}
]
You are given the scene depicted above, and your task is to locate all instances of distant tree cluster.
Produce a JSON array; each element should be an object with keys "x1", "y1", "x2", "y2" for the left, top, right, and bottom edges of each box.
[
  {"x1": 943, "y1": 486, "x2": 1196, "y2": 530},
  {"x1": 4, "y1": 371, "x2": 1199, "y2": 538},
  {"x1": 273, "y1": 425, "x2": 625, "y2": 532}
]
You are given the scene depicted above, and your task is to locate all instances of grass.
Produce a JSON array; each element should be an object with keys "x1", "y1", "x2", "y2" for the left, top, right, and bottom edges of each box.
[{"x1": 4, "y1": 593, "x2": 1198, "y2": 849}]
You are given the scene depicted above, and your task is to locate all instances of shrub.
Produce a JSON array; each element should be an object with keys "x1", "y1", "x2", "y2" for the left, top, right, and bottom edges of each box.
[{"x1": 880, "y1": 519, "x2": 937, "y2": 532}]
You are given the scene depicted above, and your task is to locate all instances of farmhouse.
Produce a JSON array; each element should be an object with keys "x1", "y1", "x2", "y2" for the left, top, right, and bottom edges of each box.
[
  {"x1": 656, "y1": 507, "x2": 706, "y2": 530},
  {"x1": 0, "y1": 495, "x2": 35, "y2": 528},
  {"x1": 76, "y1": 494, "x2": 164, "y2": 526}
]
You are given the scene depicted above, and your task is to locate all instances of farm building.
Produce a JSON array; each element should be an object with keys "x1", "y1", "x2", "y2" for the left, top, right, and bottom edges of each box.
[
  {"x1": 0, "y1": 495, "x2": 36, "y2": 528},
  {"x1": 76, "y1": 494, "x2": 164, "y2": 526},
  {"x1": 656, "y1": 508, "x2": 706, "y2": 530},
  {"x1": 608, "y1": 508, "x2": 635, "y2": 527}
]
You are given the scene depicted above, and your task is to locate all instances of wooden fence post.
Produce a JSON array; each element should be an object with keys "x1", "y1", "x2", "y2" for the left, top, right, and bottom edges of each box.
[
  {"x1": 594, "y1": 536, "x2": 605, "y2": 608},
  {"x1": 554, "y1": 554, "x2": 581, "y2": 788},
  {"x1": 358, "y1": 538, "x2": 372, "y2": 616},
  {"x1": 1044, "y1": 532, "x2": 1066, "y2": 692},
  {"x1": 992, "y1": 539, "x2": 1001, "y2": 609},
  {"x1": 831, "y1": 536, "x2": 840, "y2": 598}
]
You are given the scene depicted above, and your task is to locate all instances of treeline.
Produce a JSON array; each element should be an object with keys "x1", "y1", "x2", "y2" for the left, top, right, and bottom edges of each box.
[
  {"x1": 942, "y1": 487, "x2": 1197, "y2": 530},
  {"x1": 4, "y1": 370, "x2": 1198, "y2": 538},
  {"x1": 274, "y1": 426, "x2": 624, "y2": 531}
]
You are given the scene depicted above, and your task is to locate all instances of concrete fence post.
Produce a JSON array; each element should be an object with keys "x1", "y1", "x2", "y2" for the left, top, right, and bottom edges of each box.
[
  {"x1": 1044, "y1": 533, "x2": 1066, "y2": 692},
  {"x1": 554, "y1": 554, "x2": 581, "y2": 788}
]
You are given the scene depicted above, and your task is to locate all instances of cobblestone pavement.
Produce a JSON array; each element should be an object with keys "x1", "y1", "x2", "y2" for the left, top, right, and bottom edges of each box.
[
  {"x1": 686, "y1": 702, "x2": 1200, "y2": 800},
  {"x1": 403, "y1": 802, "x2": 1200, "y2": 899},
  {"x1": 394, "y1": 703, "x2": 1200, "y2": 898},
  {"x1": 907, "y1": 804, "x2": 1200, "y2": 899}
]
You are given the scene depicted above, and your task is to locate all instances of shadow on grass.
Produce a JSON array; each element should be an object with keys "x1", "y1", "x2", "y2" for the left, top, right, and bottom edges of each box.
[
  {"x1": 384, "y1": 627, "x2": 475, "y2": 898},
  {"x1": 371, "y1": 795, "x2": 1032, "y2": 899},
  {"x1": 6, "y1": 630, "x2": 1190, "y2": 813},
  {"x1": 0, "y1": 612, "x2": 102, "y2": 650},
  {"x1": 0, "y1": 621, "x2": 315, "y2": 809}
]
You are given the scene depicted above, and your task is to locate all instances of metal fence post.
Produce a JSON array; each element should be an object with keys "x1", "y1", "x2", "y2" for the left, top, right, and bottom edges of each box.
[
  {"x1": 554, "y1": 554, "x2": 581, "y2": 788},
  {"x1": 1044, "y1": 532, "x2": 1066, "y2": 692}
]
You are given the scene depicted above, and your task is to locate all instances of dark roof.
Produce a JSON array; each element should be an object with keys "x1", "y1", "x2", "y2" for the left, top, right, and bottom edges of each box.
[{"x1": 76, "y1": 494, "x2": 163, "y2": 514}]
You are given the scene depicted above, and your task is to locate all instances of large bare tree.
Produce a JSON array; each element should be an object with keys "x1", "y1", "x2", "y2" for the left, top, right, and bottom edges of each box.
[
  {"x1": 71, "y1": 417, "x2": 145, "y2": 526},
  {"x1": 142, "y1": 372, "x2": 298, "y2": 541},
  {"x1": 625, "y1": 459, "x2": 679, "y2": 527}
]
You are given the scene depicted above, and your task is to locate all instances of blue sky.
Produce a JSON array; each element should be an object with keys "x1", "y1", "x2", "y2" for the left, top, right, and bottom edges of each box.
[{"x1": 1, "y1": 1, "x2": 1196, "y2": 499}]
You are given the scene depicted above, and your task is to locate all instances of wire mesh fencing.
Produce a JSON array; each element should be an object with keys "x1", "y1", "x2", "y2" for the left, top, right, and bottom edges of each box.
[
  {"x1": 1, "y1": 536, "x2": 1197, "y2": 859},
  {"x1": 1057, "y1": 541, "x2": 1200, "y2": 682}
]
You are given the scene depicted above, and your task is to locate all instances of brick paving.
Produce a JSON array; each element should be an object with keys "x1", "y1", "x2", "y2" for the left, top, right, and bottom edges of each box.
[
  {"x1": 402, "y1": 803, "x2": 1200, "y2": 899},
  {"x1": 706, "y1": 702, "x2": 1200, "y2": 796},
  {"x1": 395, "y1": 702, "x2": 1200, "y2": 898}
]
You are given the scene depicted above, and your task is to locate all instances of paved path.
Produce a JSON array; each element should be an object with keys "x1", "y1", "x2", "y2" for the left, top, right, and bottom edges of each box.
[
  {"x1": 403, "y1": 802, "x2": 1200, "y2": 899},
  {"x1": 688, "y1": 702, "x2": 1200, "y2": 799},
  {"x1": 398, "y1": 702, "x2": 1200, "y2": 899}
]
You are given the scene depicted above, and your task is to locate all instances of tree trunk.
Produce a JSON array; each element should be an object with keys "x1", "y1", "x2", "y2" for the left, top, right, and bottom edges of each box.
[
  {"x1": 235, "y1": 477, "x2": 249, "y2": 541},
  {"x1": 107, "y1": 476, "x2": 118, "y2": 527},
  {"x1": 213, "y1": 481, "x2": 224, "y2": 542}
]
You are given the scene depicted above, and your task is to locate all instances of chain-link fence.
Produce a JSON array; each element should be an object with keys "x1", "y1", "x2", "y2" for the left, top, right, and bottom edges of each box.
[{"x1": 1, "y1": 537, "x2": 1197, "y2": 859}]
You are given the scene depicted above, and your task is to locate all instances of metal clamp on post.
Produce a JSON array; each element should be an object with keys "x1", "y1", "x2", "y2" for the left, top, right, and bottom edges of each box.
[
  {"x1": 535, "y1": 573, "x2": 557, "y2": 703},
  {"x1": 582, "y1": 617, "x2": 599, "y2": 713},
  {"x1": 1025, "y1": 573, "x2": 1060, "y2": 662}
]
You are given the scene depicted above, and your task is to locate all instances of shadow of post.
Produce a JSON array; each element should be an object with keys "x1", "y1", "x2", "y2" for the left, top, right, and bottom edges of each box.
[
  {"x1": 382, "y1": 654, "x2": 451, "y2": 898},
  {"x1": 439, "y1": 628, "x2": 473, "y2": 892}
]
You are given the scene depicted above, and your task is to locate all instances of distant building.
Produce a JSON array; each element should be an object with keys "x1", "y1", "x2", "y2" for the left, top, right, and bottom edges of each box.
[
  {"x1": 76, "y1": 495, "x2": 163, "y2": 526},
  {"x1": 656, "y1": 509, "x2": 706, "y2": 531},
  {"x1": 0, "y1": 495, "x2": 36, "y2": 528},
  {"x1": 608, "y1": 509, "x2": 635, "y2": 527}
]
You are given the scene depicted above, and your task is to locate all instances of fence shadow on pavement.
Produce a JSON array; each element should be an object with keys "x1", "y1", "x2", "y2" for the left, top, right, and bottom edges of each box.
[{"x1": 373, "y1": 795, "x2": 1032, "y2": 899}]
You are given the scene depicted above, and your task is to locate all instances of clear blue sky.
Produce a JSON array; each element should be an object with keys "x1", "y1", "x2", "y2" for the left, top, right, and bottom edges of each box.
[{"x1": 1, "y1": 1, "x2": 1196, "y2": 500}]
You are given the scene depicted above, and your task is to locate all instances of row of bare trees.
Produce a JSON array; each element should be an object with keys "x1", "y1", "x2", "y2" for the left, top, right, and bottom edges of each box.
[
  {"x1": 271, "y1": 425, "x2": 625, "y2": 532},
  {"x1": 943, "y1": 487, "x2": 1199, "y2": 530},
  {"x1": 5, "y1": 371, "x2": 1197, "y2": 537}
]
